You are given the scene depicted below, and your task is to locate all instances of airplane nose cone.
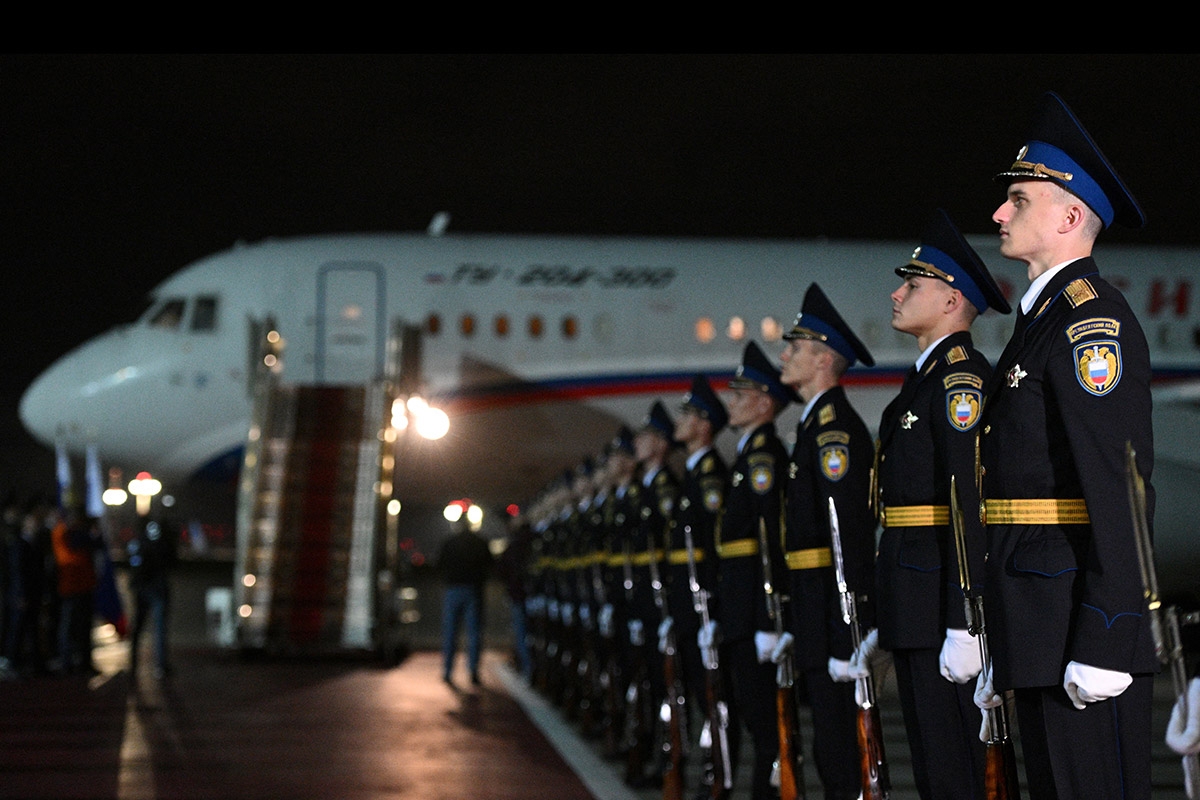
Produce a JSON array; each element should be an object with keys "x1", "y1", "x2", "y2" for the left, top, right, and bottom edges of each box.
[{"x1": 20, "y1": 355, "x2": 85, "y2": 447}]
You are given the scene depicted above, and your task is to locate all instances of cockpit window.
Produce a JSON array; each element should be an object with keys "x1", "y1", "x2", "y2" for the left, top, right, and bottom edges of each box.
[
  {"x1": 149, "y1": 299, "x2": 186, "y2": 329},
  {"x1": 192, "y1": 296, "x2": 218, "y2": 331}
]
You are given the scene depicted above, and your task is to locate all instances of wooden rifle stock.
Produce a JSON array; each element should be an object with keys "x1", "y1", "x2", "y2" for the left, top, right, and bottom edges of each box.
[
  {"x1": 828, "y1": 497, "x2": 890, "y2": 800},
  {"x1": 759, "y1": 518, "x2": 805, "y2": 800},
  {"x1": 1127, "y1": 444, "x2": 1200, "y2": 799},
  {"x1": 951, "y1": 476, "x2": 1019, "y2": 800}
]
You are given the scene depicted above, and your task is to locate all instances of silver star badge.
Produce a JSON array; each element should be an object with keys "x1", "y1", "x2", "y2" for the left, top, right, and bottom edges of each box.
[
  {"x1": 900, "y1": 411, "x2": 918, "y2": 430},
  {"x1": 1007, "y1": 364, "x2": 1027, "y2": 388}
]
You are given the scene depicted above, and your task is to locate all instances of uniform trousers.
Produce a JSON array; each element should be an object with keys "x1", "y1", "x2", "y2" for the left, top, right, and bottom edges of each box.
[
  {"x1": 1014, "y1": 673, "x2": 1153, "y2": 800},
  {"x1": 893, "y1": 647, "x2": 985, "y2": 800},
  {"x1": 802, "y1": 664, "x2": 861, "y2": 800},
  {"x1": 728, "y1": 638, "x2": 782, "y2": 800}
]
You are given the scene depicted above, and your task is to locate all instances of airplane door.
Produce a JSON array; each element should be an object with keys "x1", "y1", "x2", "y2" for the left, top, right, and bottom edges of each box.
[{"x1": 315, "y1": 262, "x2": 386, "y2": 384}]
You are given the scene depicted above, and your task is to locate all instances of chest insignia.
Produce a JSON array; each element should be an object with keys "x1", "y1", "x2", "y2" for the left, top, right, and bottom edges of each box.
[
  {"x1": 1007, "y1": 364, "x2": 1027, "y2": 388},
  {"x1": 947, "y1": 389, "x2": 982, "y2": 431},
  {"x1": 1075, "y1": 341, "x2": 1122, "y2": 396},
  {"x1": 900, "y1": 410, "x2": 919, "y2": 430}
]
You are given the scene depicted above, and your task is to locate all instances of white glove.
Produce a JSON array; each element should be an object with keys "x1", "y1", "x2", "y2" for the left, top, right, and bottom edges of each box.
[
  {"x1": 547, "y1": 599, "x2": 560, "y2": 621},
  {"x1": 849, "y1": 628, "x2": 879, "y2": 679},
  {"x1": 974, "y1": 661, "x2": 1002, "y2": 710},
  {"x1": 561, "y1": 602, "x2": 575, "y2": 627},
  {"x1": 697, "y1": 620, "x2": 719, "y2": 649},
  {"x1": 828, "y1": 656, "x2": 854, "y2": 682},
  {"x1": 657, "y1": 616, "x2": 674, "y2": 654},
  {"x1": 771, "y1": 632, "x2": 794, "y2": 665},
  {"x1": 628, "y1": 619, "x2": 645, "y2": 647},
  {"x1": 939, "y1": 628, "x2": 983, "y2": 684},
  {"x1": 578, "y1": 603, "x2": 592, "y2": 627},
  {"x1": 1063, "y1": 661, "x2": 1133, "y2": 710},
  {"x1": 978, "y1": 705, "x2": 994, "y2": 744},
  {"x1": 754, "y1": 631, "x2": 780, "y2": 664},
  {"x1": 698, "y1": 620, "x2": 720, "y2": 671},
  {"x1": 598, "y1": 604, "x2": 614, "y2": 638},
  {"x1": 1166, "y1": 677, "x2": 1200, "y2": 756}
]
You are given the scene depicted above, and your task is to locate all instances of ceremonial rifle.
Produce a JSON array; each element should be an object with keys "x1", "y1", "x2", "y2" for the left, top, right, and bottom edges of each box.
[
  {"x1": 623, "y1": 537, "x2": 653, "y2": 785},
  {"x1": 685, "y1": 522, "x2": 734, "y2": 798},
  {"x1": 649, "y1": 524, "x2": 686, "y2": 800},
  {"x1": 1126, "y1": 443, "x2": 1199, "y2": 800},
  {"x1": 828, "y1": 497, "x2": 890, "y2": 800},
  {"x1": 951, "y1": 475, "x2": 1019, "y2": 800},
  {"x1": 759, "y1": 518, "x2": 805, "y2": 800}
]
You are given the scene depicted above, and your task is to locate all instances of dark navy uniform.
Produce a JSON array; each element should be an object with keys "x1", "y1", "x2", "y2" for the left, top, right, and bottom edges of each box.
[
  {"x1": 874, "y1": 209, "x2": 1011, "y2": 800},
  {"x1": 670, "y1": 374, "x2": 736, "y2": 798},
  {"x1": 715, "y1": 341, "x2": 796, "y2": 800},
  {"x1": 981, "y1": 92, "x2": 1156, "y2": 800},
  {"x1": 781, "y1": 284, "x2": 877, "y2": 800}
]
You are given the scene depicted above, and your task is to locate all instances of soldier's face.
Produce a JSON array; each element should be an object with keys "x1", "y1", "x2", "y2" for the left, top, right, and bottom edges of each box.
[
  {"x1": 779, "y1": 338, "x2": 817, "y2": 389},
  {"x1": 994, "y1": 179, "x2": 1064, "y2": 269},
  {"x1": 890, "y1": 275, "x2": 953, "y2": 337},
  {"x1": 726, "y1": 387, "x2": 767, "y2": 429}
]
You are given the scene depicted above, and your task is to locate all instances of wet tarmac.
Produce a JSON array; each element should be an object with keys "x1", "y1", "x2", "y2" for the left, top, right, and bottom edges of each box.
[{"x1": 0, "y1": 563, "x2": 1192, "y2": 800}]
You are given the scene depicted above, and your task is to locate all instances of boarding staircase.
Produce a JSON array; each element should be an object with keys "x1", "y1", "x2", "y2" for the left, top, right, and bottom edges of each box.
[{"x1": 232, "y1": 318, "x2": 412, "y2": 661}]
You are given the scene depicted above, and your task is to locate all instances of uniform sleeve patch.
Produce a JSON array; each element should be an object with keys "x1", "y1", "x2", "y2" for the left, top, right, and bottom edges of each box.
[
  {"x1": 1075, "y1": 341, "x2": 1122, "y2": 396},
  {"x1": 946, "y1": 389, "x2": 982, "y2": 431},
  {"x1": 747, "y1": 453, "x2": 775, "y2": 495},
  {"x1": 943, "y1": 371, "x2": 984, "y2": 390},
  {"x1": 820, "y1": 445, "x2": 850, "y2": 481},
  {"x1": 1065, "y1": 317, "x2": 1121, "y2": 343}
]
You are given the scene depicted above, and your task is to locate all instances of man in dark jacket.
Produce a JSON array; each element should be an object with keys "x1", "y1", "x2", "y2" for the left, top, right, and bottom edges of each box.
[{"x1": 438, "y1": 513, "x2": 493, "y2": 686}]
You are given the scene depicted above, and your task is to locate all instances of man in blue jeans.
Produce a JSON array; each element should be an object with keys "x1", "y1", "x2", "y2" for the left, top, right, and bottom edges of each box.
[{"x1": 438, "y1": 516, "x2": 494, "y2": 686}]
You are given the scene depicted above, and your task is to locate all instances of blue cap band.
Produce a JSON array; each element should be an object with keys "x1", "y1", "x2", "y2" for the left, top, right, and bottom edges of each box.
[
  {"x1": 919, "y1": 244, "x2": 989, "y2": 314},
  {"x1": 796, "y1": 314, "x2": 858, "y2": 366},
  {"x1": 1020, "y1": 140, "x2": 1115, "y2": 228}
]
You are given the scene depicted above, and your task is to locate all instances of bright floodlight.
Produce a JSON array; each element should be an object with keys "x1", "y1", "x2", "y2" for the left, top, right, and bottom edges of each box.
[
  {"x1": 415, "y1": 406, "x2": 450, "y2": 440},
  {"x1": 444, "y1": 502, "x2": 464, "y2": 522}
]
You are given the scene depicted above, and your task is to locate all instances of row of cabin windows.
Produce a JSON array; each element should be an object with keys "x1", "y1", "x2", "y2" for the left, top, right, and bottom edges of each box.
[{"x1": 423, "y1": 313, "x2": 787, "y2": 343}]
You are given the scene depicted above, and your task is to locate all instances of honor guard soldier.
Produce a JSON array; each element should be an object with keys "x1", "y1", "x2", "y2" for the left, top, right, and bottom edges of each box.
[
  {"x1": 976, "y1": 91, "x2": 1157, "y2": 800},
  {"x1": 712, "y1": 340, "x2": 797, "y2": 800},
  {"x1": 865, "y1": 209, "x2": 1012, "y2": 800},
  {"x1": 625, "y1": 400, "x2": 681, "y2": 787},
  {"x1": 669, "y1": 374, "x2": 735, "y2": 798},
  {"x1": 598, "y1": 425, "x2": 641, "y2": 760},
  {"x1": 777, "y1": 283, "x2": 877, "y2": 800}
]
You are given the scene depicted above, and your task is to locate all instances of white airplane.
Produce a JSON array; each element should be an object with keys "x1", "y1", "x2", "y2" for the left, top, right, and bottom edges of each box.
[{"x1": 18, "y1": 216, "x2": 1200, "y2": 605}]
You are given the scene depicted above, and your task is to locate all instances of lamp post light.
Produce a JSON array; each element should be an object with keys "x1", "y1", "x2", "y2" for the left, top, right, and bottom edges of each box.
[{"x1": 127, "y1": 471, "x2": 162, "y2": 517}]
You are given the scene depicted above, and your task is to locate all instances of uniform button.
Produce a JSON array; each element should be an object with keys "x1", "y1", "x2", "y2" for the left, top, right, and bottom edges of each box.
[{"x1": 984, "y1": 424, "x2": 991, "y2": 435}]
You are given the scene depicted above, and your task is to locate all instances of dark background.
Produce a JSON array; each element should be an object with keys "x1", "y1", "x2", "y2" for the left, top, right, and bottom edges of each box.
[{"x1": 4, "y1": 53, "x2": 1199, "y2": 500}]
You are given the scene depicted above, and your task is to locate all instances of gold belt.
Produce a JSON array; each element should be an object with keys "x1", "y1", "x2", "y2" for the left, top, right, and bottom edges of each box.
[
  {"x1": 716, "y1": 538, "x2": 759, "y2": 559},
  {"x1": 881, "y1": 505, "x2": 949, "y2": 528},
  {"x1": 785, "y1": 547, "x2": 831, "y2": 570},
  {"x1": 983, "y1": 498, "x2": 1090, "y2": 525},
  {"x1": 666, "y1": 548, "x2": 704, "y2": 564},
  {"x1": 630, "y1": 549, "x2": 665, "y2": 566}
]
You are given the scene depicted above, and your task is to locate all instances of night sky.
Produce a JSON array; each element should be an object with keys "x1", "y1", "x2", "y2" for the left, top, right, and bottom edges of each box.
[{"x1": 4, "y1": 53, "x2": 1199, "y2": 497}]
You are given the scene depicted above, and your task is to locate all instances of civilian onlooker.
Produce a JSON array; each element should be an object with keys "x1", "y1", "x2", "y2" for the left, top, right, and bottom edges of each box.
[
  {"x1": 127, "y1": 515, "x2": 177, "y2": 679},
  {"x1": 3, "y1": 506, "x2": 52, "y2": 676},
  {"x1": 50, "y1": 508, "x2": 100, "y2": 675},
  {"x1": 437, "y1": 517, "x2": 493, "y2": 687}
]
